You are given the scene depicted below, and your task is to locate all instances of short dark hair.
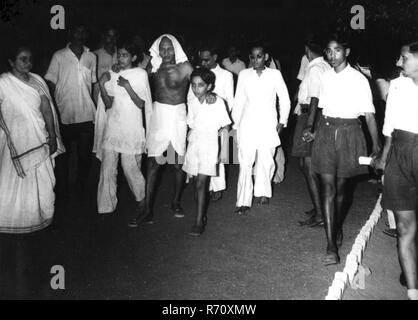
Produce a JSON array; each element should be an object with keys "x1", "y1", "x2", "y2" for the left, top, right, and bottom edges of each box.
[
  {"x1": 305, "y1": 35, "x2": 325, "y2": 55},
  {"x1": 406, "y1": 41, "x2": 418, "y2": 55},
  {"x1": 68, "y1": 24, "x2": 87, "y2": 36},
  {"x1": 190, "y1": 67, "x2": 216, "y2": 92},
  {"x1": 250, "y1": 42, "x2": 266, "y2": 53},
  {"x1": 327, "y1": 32, "x2": 350, "y2": 49},
  {"x1": 199, "y1": 43, "x2": 219, "y2": 56},
  {"x1": 8, "y1": 45, "x2": 31, "y2": 61},
  {"x1": 118, "y1": 42, "x2": 143, "y2": 66},
  {"x1": 6, "y1": 45, "x2": 32, "y2": 70},
  {"x1": 102, "y1": 26, "x2": 118, "y2": 36}
]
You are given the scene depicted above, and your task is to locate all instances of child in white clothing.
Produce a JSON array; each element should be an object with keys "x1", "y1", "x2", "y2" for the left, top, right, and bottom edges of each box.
[{"x1": 183, "y1": 68, "x2": 231, "y2": 236}]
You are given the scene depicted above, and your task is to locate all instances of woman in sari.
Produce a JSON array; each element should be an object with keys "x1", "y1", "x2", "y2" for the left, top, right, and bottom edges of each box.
[{"x1": 0, "y1": 46, "x2": 64, "y2": 234}]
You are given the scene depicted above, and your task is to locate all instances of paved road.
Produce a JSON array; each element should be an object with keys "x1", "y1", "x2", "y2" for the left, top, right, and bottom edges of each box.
[{"x1": 0, "y1": 154, "x2": 380, "y2": 300}]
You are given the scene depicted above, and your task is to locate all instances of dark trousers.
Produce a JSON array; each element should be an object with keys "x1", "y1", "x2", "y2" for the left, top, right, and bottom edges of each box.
[{"x1": 55, "y1": 121, "x2": 94, "y2": 196}]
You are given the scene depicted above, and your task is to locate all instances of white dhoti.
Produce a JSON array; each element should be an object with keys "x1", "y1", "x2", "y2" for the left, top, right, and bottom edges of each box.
[
  {"x1": 147, "y1": 102, "x2": 187, "y2": 157},
  {"x1": 97, "y1": 150, "x2": 145, "y2": 213},
  {"x1": 236, "y1": 146, "x2": 276, "y2": 207}
]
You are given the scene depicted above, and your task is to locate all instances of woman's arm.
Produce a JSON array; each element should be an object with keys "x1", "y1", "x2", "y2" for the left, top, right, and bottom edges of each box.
[
  {"x1": 99, "y1": 72, "x2": 114, "y2": 109},
  {"x1": 372, "y1": 136, "x2": 392, "y2": 170},
  {"x1": 117, "y1": 76, "x2": 144, "y2": 109},
  {"x1": 39, "y1": 95, "x2": 57, "y2": 155}
]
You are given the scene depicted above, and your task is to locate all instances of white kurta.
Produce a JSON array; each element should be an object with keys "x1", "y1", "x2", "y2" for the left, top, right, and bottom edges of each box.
[
  {"x1": 44, "y1": 44, "x2": 97, "y2": 125},
  {"x1": 101, "y1": 68, "x2": 152, "y2": 154},
  {"x1": 232, "y1": 67, "x2": 291, "y2": 149},
  {"x1": 182, "y1": 97, "x2": 231, "y2": 177},
  {"x1": 232, "y1": 67, "x2": 290, "y2": 207}
]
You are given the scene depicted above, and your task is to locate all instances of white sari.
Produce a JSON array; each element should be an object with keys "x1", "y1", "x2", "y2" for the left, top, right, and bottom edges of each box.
[{"x1": 0, "y1": 72, "x2": 64, "y2": 233}]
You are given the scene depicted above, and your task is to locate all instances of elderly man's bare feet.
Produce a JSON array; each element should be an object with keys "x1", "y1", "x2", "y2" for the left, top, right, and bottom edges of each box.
[{"x1": 210, "y1": 191, "x2": 223, "y2": 202}]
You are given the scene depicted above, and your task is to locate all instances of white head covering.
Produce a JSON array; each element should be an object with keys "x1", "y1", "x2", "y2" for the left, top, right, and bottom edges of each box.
[{"x1": 149, "y1": 34, "x2": 188, "y2": 73}]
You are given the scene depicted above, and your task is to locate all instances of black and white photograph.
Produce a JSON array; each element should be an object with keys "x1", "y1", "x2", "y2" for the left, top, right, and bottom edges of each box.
[{"x1": 0, "y1": 0, "x2": 418, "y2": 305}]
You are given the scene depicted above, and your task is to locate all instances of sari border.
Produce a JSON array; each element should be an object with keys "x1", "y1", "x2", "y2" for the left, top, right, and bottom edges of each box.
[{"x1": 0, "y1": 218, "x2": 53, "y2": 234}]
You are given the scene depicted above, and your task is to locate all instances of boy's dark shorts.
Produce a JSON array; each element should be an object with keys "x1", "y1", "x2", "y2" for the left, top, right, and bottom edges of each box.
[
  {"x1": 291, "y1": 112, "x2": 313, "y2": 157},
  {"x1": 383, "y1": 130, "x2": 418, "y2": 211},
  {"x1": 311, "y1": 116, "x2": 368, "y2": 178}
]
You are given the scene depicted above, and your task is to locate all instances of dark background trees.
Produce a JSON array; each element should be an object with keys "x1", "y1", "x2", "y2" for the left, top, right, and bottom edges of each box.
[{"x1": 1, "y1": 0, "x2": 417, "y2": 79}]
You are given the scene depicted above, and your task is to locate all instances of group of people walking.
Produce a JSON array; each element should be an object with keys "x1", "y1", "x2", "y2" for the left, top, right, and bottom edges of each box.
[{"x1": 0, "y1": 23, "x2": 417, "y2": 299}]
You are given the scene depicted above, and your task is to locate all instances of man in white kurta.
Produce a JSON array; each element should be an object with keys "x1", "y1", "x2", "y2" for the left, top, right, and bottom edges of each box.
[
  {"x1": 221, "y1": 46, "x2": 246, "y2": 77},
  {"x1": 232, "y1": 46, "x2": 291, "y2": 212},
  {"x1": 92, "y1": 28, "x2": 118, "y2": 161},
  {"x1": 44, "y1": 25, "x2": 97, "y2": 201},
  {"x1": 188, "y1": 45, "x2": 234, "y2": 200}
]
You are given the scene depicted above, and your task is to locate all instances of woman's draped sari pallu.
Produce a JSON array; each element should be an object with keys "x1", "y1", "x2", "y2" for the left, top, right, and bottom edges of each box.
[{"x1": 0, "y1": 72, "x2": 64, "y2": 233}]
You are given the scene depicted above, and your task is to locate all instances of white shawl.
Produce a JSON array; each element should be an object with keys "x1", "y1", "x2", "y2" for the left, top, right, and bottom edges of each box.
[
  {"x1": 0, "y1": 72, "x2": 64, "y2": 178},
  {"x1": 149, "y1": 34, "x2": 188, "y2": 73}
]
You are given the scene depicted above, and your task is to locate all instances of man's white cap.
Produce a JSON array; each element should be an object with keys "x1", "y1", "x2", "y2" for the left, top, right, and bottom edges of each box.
[{"x1": 149, "y1": 34, "x2": 188, "y2": 73}]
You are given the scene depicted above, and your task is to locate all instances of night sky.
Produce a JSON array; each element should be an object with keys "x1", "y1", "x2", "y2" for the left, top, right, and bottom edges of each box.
[{"x1": 1, "y1": 0, "x2": 417, "y2": 81}]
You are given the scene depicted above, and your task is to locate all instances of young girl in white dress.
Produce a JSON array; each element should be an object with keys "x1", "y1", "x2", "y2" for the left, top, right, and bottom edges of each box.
[{"x1": 183, "y1": 68, "x2": 231, "y2": 236}]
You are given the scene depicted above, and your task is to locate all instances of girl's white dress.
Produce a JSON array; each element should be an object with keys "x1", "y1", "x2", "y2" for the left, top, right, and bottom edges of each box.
[{"x1": 182, "y1": 96, "x2": 231, "y2": 176}]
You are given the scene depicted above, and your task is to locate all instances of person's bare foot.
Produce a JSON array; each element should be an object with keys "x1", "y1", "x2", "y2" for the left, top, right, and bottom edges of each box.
[
  {"x1": 138, "y1": 209, "x2": 154, "y2": 224},
  {"x1": 171, "y1": 202, "x2": 185, "y2": 218},
  {"x1": 189, "y1": 223, "x2": 205, "y2": 236},
  {"x1": 305, "y1": 209, "x2": 316, "y2": 216},
  {"x1": 336, "y1": 229, "x2": 343, "y2": 247},
  {"x1": 234, "y1": 206, "x2": 250, "y2": 215},
  {"x1": 298, "y1": 216, "x2": 324, "y2": 227},
  {"x1": 257, "y1": 197, "x2": 269, "y2": 205},
  {"x1": 210, "y1": 191, "x2": 223, "y2": 202},
  {"x1": 322, "y1": 250, "x2": 340, "y2": 266},
  {"x1": 127, "y1": 219, "x2": 138, "y2": 228}
]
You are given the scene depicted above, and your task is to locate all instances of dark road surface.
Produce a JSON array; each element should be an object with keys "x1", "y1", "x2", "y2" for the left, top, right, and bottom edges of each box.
[{"x1": 0, "y1": 154, "x2": 380, "y2": 300}]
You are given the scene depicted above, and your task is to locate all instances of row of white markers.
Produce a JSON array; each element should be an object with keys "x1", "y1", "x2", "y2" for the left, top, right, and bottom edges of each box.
[{"x1": 325, "y1": 194, "x2": 383, "y2": 300}]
